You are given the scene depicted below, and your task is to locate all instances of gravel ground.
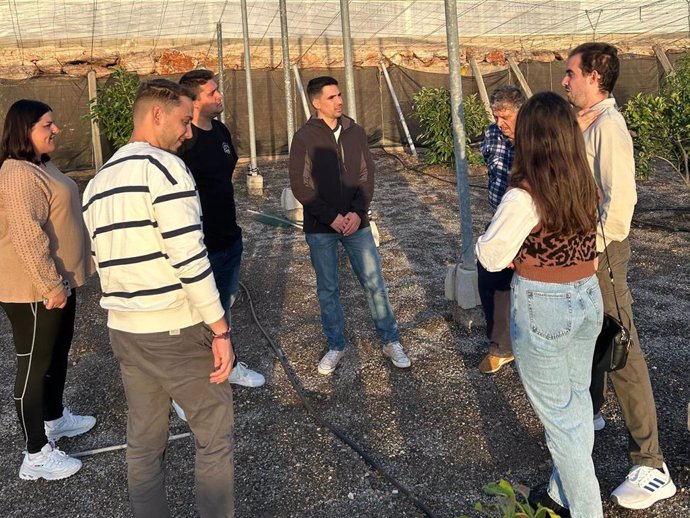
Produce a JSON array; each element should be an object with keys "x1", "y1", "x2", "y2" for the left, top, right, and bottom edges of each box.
[{"x1": 0, "y1": 152, "x2": 688, "y2": 518}]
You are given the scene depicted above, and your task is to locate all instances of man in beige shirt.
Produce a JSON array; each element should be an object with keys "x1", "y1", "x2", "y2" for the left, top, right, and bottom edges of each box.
[{"x1": 562, "y1": 42, "x2": 676, "y2": 510}]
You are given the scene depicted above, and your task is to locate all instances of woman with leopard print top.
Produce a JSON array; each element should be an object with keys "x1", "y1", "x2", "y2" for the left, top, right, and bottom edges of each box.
[{"x1": 476, "y1": 91, "x2": 603, "y2": 518}]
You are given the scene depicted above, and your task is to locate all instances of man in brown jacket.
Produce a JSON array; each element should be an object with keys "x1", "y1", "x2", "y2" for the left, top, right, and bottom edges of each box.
[{"x1": 288, "y1": 76, "x2": 410, "y2": 376}]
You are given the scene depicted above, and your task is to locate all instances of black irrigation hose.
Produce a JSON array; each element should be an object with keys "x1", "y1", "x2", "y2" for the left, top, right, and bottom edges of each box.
[
  {"x1": 238, "y1": 281, "x2": 441, "y2": 518},
  {"x1": 377, "y1": 149, "x2": 690, "y2": 233}
]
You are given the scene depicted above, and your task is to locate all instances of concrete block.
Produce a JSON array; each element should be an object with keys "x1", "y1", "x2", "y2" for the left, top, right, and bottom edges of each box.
[
  {"x1": 455, "y1": 265, "x2": 480, "y2": 309},
  {"x1": 445, "y1": 263, "x2": 482, "y2": 329},
  {"x1": 281, "y1": 188, "x2": 303, "y2": 223},
  {"x1": 445, "y1": 263, "x2": 480, "y2": 308},
  {"x1": 247, "y1": 174, "x2": 263, "y2": 196}
]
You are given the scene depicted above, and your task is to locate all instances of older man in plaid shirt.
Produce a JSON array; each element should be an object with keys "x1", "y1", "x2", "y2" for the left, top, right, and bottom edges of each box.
[{"x1": 477, "y1": 85, "x2": 525, "y2": 374}]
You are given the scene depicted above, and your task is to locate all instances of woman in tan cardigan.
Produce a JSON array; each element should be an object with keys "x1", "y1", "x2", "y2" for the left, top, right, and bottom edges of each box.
[{"x1": 0, "y1": 100, "x2": 96, "y2": 481}]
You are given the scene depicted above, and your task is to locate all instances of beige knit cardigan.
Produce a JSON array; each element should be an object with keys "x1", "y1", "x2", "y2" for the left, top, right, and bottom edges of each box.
[{"x1": 0, "y1": 159, "x2": 93, "y2": 302}]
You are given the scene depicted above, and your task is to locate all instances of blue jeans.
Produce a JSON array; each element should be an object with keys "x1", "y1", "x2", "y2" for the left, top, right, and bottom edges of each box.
[
  {"x1": 208, "y1": 238, "x2": 243, "y2": 326},
  {"x1": 208, "y1": 238, "x2": 243, "y2": 368},
  {"x1": 511, "y1": 274, "x2": 603, "y2": 518},
  {"x1": 305, "y1": 227, "x2": 399, "y2": 351}
]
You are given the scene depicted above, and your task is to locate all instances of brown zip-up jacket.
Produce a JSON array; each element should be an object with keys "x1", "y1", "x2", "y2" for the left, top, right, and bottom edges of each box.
[{"x1": 288, "y1": 114, "x2": 375, "y2": 234}]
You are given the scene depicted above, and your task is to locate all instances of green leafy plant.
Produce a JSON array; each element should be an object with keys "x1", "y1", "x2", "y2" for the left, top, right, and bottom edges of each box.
[
  {"x1": 624, "y1": 53, "x2": 690, "y2": 186},
  {"x1": 412, "y1": 88, "x2": 490, "y2": 168},
  {"x1": 88, "y1": 67, "x2": 140, "y2": 150},
  {"x1": 458, "y1": 480, "x2": 562, "y2": 518}
]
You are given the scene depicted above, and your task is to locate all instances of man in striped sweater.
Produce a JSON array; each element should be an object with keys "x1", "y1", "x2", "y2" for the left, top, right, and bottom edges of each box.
[{"x1": 83, "y1": 79, "x2": 235, "y2": 518}]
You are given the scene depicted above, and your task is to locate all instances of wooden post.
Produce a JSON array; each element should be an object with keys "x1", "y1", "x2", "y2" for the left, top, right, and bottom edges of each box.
[
  {"x1": 87, "y1": 69, "x2": 103, "y2": 170},
  {"x1": 507, "y1": 55, "x2": 532, "y2": 98},
  {"x1": 653, "y1": 45, "x2": 674, "y2": 74},
  {"x1": 469, "y1": 57, "x2": 494, "y2": 122},
  {"x1": 292, "y1": 64, "x2": 311, "y2": 120}
]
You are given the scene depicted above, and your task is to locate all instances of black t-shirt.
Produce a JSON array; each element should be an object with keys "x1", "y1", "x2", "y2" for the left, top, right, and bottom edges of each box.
[{"x1": 178, "y1": 119, "x2": 241, "y2": 252}]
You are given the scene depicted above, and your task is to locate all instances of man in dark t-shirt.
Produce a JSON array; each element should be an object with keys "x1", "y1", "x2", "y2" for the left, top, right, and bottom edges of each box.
[{"x1": 178, "y1": 70, "x2": 264, "y2": 391}]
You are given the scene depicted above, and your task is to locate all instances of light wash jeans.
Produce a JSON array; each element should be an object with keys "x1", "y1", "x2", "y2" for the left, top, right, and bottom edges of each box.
[
  {"x1": 305, "y1": 226, "x2": 399, "y2": 351},
  {"x1": 511, "y1": 273, "x2": 603, "y2": 518}
]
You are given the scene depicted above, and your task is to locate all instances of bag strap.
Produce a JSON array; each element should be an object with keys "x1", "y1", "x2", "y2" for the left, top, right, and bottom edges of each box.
[{"x1": 597, "y1": 203, "x2": 625, "y2": 325}]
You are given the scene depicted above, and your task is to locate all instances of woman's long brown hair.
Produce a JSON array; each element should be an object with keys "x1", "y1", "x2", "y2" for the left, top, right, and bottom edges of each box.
[{"x1": 510, "y1": 91, "x2": 597, "y2": 235}]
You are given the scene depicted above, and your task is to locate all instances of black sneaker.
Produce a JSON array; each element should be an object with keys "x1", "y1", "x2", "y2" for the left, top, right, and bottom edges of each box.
[{"x1": 527, "y1": 484, "x2": 571, "y2": 518}]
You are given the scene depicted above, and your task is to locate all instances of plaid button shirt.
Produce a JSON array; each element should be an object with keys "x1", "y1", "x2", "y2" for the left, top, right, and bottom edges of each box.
[{"x1": 480, "y1": 123, "x2": 514, "y2": 213}]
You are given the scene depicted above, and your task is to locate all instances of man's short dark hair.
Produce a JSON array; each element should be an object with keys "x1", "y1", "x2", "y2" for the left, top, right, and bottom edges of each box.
[
  {"x1": 133, "y1": 79, "x2": 196, "y2": 114},
  {"x1": 307, "y1": 76, "x2": 338, "y2": 101},
  {"x1": 489, "y1": 85, "x2": 526, "y2": 111},
  {"x1": 569, "y1": 42, "x2": 620, "y2": 93},
  {"x1": 179, "y1": 69, "x2": 215, "y2": 95}
]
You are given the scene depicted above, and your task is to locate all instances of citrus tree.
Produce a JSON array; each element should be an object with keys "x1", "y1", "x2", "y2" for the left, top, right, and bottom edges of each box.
[
  {"x1": 413, "y1": 88, "x2": 490, "y2": 168},
  {"x1": 624, "y1": 54, "x2": 690, "y2": 187},
  {"x1": 88, "y1": 67, "x2": 140, "y2": 150}
]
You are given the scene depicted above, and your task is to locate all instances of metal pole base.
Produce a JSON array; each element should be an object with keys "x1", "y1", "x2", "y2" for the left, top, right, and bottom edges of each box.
[{"x1": 246, "y1": 173, "x2": 264, "y2": 196}]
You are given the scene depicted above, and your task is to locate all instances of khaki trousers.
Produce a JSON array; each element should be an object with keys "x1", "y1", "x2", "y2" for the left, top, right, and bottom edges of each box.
[
  {"x1": 110, "y1": 322, "x2": 235, "y2": 518},
  {"x1": 591, "y1": 238, "x2": 664, "y2": 468}
]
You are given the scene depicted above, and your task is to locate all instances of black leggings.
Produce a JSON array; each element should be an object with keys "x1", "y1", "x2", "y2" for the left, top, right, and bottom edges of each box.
[{"x1": 1, "y1": 291, "x2": 76, "y2": 453}]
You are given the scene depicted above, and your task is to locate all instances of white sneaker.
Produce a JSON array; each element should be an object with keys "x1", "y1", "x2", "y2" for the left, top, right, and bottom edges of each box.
[
  {"x1": 171, "y1": 400, "x2": 187, "y2": 422},
  {"x1": 318, "y1": 350, "x2": 345, "y2": 375},
  {"x1": 593, "y1": 413, "x2": 606, "y2": 431},
  {"x1": 611, "y1": 462, "x2": 677, "y2": 509},
  {"x1": 228, "y1": 362, "x2": 265, "y2": 387},
  {"x1": 19, "y1": 442, "x2": 82, "y2": 481},
  {"x1": 382, "y1": 341, "x2": 411, "y2": 368},
  {"x1": 44, "y1": 408, "x2": 96, "y2": 441}
]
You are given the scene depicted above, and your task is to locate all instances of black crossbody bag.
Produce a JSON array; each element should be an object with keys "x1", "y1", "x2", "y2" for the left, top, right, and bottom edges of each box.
[{"x1": 592, "y1": 208, "x2": 632, "y2": 372}]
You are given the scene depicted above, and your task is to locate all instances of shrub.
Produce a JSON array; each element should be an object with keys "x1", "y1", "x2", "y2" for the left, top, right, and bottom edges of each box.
[
  {"x1": 88, "y1": 67, "x2": 140, "y2": 150},
  {"x1": 412, "y1": 88, "x2": 490, "y2": 168},
  {"x1": 458, "y1": 480, "x2": 561, "y2": 518},
  {"x1": 624, "y1": 53, "x2": 690, "y2": 186}
]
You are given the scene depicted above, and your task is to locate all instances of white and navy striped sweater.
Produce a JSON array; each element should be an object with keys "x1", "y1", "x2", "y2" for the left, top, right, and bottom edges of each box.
[{"x1": 82, "y1": 142, "x2": 223, "y2": 333}]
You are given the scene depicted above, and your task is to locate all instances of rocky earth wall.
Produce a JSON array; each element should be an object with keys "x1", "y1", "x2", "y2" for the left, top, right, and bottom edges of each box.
[{"x1": 1, "y1": 35, "x2": 687, "y2": 79}]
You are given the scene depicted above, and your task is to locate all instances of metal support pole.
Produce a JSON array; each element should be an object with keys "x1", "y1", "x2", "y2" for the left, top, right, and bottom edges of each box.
[
  {"x1": 241, "y1": 0, "x2": 258, "y2": 173},
  {"x1": 279, "y1": 0, "x2": 294, "y2": 151},
  {"x1": 293, "y1": 64, "x2": 311, "y2": 119},
  {"x1": 444, "y1": 0, "x2": 473, "y2": 269},
  {"x1": 87, "y1": 69, "x2": 103, "y2": 169},
  {"x1": 339, "y1": 0, "x2": 357, "y2": 121},
  {"x1": 216, "y1": 22, "x2": 226, "y2": 125},
  {"x1": 379, "y1": 62, "x2": 417, "y2": 156}
]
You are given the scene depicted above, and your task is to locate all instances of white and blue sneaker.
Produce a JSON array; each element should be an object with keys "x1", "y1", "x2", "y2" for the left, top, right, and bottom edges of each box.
[{"x1": 611, "y1": 462, "x2": 677, "y2": 509}]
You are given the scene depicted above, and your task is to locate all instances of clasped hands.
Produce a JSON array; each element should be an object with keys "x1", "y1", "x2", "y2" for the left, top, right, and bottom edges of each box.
[{"x1": 330, "y1": 212, "x2": 361, "y2": 236}]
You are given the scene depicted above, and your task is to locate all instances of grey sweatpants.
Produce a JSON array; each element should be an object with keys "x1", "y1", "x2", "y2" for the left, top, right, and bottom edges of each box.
[{"x1": 110, "y1": 322, "x2": 234, "y2": 518}]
